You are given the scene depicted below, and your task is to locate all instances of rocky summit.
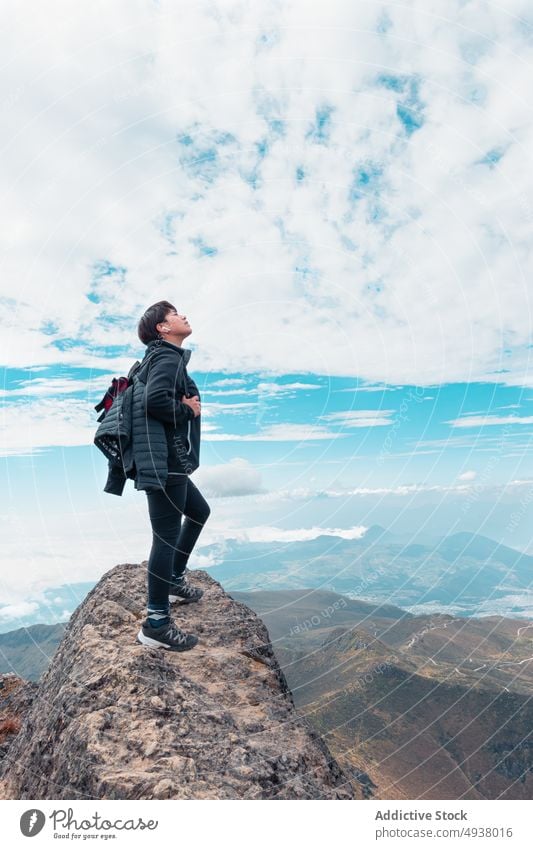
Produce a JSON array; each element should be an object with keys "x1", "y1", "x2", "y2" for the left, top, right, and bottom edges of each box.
[{"x1": 0, "y1": 564, "x2": 357, "y2": 800}]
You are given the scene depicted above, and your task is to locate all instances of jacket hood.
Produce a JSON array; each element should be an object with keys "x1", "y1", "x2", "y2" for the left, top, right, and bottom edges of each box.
[{"x1": 144, "y1": 337, "x2": 191, "y2": 366}]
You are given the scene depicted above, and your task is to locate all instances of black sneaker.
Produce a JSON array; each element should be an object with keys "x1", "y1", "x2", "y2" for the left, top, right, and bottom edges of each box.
[
  {"x1": 168, "y1": 576, "x2": 204, "y2": 604},
  {"x1": 136, "y1": 617, "x2": 198, "y2": 652}
]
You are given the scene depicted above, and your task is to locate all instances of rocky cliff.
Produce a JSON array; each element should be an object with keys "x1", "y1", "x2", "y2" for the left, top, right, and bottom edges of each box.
[
  {"x1": 0, "y1": 673, "x2": 38, "y2": 761},
  {"x1": 0, "y1": 564, "x2": 358, "y2": 800}
]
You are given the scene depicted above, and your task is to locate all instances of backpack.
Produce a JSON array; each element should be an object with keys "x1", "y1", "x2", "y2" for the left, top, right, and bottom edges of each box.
[
  {"x1": 93, "y1": 351, "x2": 158, "y2": 474},
  {"x1": 94, "y1": 376, "x2": 130, "y2": 424}
]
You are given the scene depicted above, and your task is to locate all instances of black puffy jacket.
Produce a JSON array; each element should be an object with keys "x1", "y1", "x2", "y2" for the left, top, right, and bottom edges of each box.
[
  {"x1": 103, "y1": 338, "x2": 201, "y2": 495},
  {"x1": 143, "y1": 337, "x2": 201, "y2": 477}
]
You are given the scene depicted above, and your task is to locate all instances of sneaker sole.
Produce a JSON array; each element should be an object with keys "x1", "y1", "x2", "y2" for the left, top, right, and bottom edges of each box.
[
  {"x1": 136, "y1": 629, "x2": 198, "y2": 652},
  {"x1": 168, "y1": 593, "x2": 203, "y2": 604}
]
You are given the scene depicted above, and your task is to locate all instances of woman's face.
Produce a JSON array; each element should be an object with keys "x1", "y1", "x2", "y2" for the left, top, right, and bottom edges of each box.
[{"x1": 160, "y1": 309, "x2": 192, "y2": 337}]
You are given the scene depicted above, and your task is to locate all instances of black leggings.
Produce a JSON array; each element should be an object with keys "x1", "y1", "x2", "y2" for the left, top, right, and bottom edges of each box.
[{"x1": 145, "y1": 476, "x2": 211, "y2": 607}]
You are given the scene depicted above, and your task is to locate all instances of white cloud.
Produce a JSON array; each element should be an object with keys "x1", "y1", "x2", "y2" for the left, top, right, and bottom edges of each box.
[
  {"x1": 205, "y1": 477, "x2": 532, "y2": 502},
  {"x1": 200, "y1": 401, "x2": 257, "y2": 415},
  {"x1": 317, "y1": 478, "x2": 533, "y2": 498},
  {"x1": 207, "y1": 382, "x2": 321, "y2": 398},
  {"x1": 206, "y1": 389, "x2": 260, "y2": 396},
  {"x1": 256, "y1": 382, "x2": 322, "y2": 395},
  {"x1": 457, "y1": 470, "x2": 477, "y2": 481},
  {"x1": 205, "y1": 423, "x2": 352, "y2": 441},
  {"x1": 216, "y1": 524, "x2": 368, "y2": 543},
  {"x1": 408, "y1": 431, "x2": 532, "y2": 453},
  {"x1": 195, "y1": 457, "x2": 263, "y2": 496},
  {"x1": 337, "y1": 385, "x2": 396, "y2": 393},
  {"x1": 321, "y1": 409, "x2": 395, "y2": 427},
  {"x1": 0, "y1": 601, "x2": 39, "y2": 622},
  {"x1": 448, "y1": 415, "x2": 533, "y2": 428},
  {"x1": 0, "y1": 397, "x2": 94, "y2": 455},
  {"x1": 210, "y1": 378, "x2": 248, "y2": 387},
  {"x1": 0, "y1": 0, "x2": 531, "y2": 391},
  {"x1": 0, "y1": 376, "x2": 117, "y2": 397}
]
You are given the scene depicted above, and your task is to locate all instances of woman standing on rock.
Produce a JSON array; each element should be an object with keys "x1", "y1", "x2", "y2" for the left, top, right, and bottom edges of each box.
[{"x1": 135, "y1": 301, "x2": 210, "y2": 652}]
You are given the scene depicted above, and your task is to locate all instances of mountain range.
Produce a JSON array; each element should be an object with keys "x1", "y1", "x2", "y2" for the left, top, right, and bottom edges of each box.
[
  {"x1": 2, "y1": 528, "x2": 531, "y2": 636},
  {"x1": 205, "y1": 526, "x2": 533, "y2": 618},
  {"x1": 232, "y1": 587, "x2": 533, "y2": 799}
]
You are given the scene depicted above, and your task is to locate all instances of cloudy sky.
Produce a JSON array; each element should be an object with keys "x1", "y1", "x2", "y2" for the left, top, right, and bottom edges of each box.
[{"x1": 1, "y1": 0, "x2": 533, "y2": 628}]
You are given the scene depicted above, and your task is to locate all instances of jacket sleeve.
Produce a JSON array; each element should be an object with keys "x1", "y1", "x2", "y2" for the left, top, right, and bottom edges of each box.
[
  {"x1": 145, "y1": 350, "x2": 196, "y2": 426},
  {"x1": 104, "y1": 461, "x2": 127, "y2": 496}
]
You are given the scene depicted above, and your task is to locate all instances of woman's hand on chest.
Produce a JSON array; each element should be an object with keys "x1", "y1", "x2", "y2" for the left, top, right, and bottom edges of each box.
[{"x1": 181, "y1": 394, "x2": 201, "y2": 417}]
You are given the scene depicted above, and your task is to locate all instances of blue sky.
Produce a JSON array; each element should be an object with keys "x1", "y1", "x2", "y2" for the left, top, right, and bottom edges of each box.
[
  {"x1": 1, "y1": 0, "x2": 533, "y2": 629},
  {"x1": 2, "y1": 369, "x2": 533, "y2": 507}
]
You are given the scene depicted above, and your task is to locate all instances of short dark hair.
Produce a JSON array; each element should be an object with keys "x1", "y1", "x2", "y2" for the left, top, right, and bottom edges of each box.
[{"x1": 137, "y1": 300, "x2": 177, "y2": 345}]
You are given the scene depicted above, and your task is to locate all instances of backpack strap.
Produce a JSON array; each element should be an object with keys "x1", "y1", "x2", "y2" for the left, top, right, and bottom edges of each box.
[
  {"x1": 129, "y1": 346, "x2": 160, "y2": 383},
  {"x1": 94, "y1": 388, "x2": 114, "y2": 415}
]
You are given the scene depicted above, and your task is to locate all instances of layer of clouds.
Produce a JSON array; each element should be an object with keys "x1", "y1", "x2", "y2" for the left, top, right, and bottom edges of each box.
[
  {"x1": 195, "y1": 457, "x2": 263, "y2": 496},
  {"x1": 1, "y1": 0, "x2": 532, "y2": 388},
  {"x1": 0, "y1": 397, "x2": 95, "y2": 455},
  {"x1": 317, "y1": 478, "x2": 533, "y2": 497},
  {"x1": 217, "y1": 524, "x2": 368, "y2": 543},
  {"x1": 1, "y1": 473, "x2": 532, "y2": 619},
  {"x1": 0, "y1": 395, "x2": 359, "y2": 455},
  {"x1": 0, "y1": 601, "x2": 39, "y2": 623}
]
